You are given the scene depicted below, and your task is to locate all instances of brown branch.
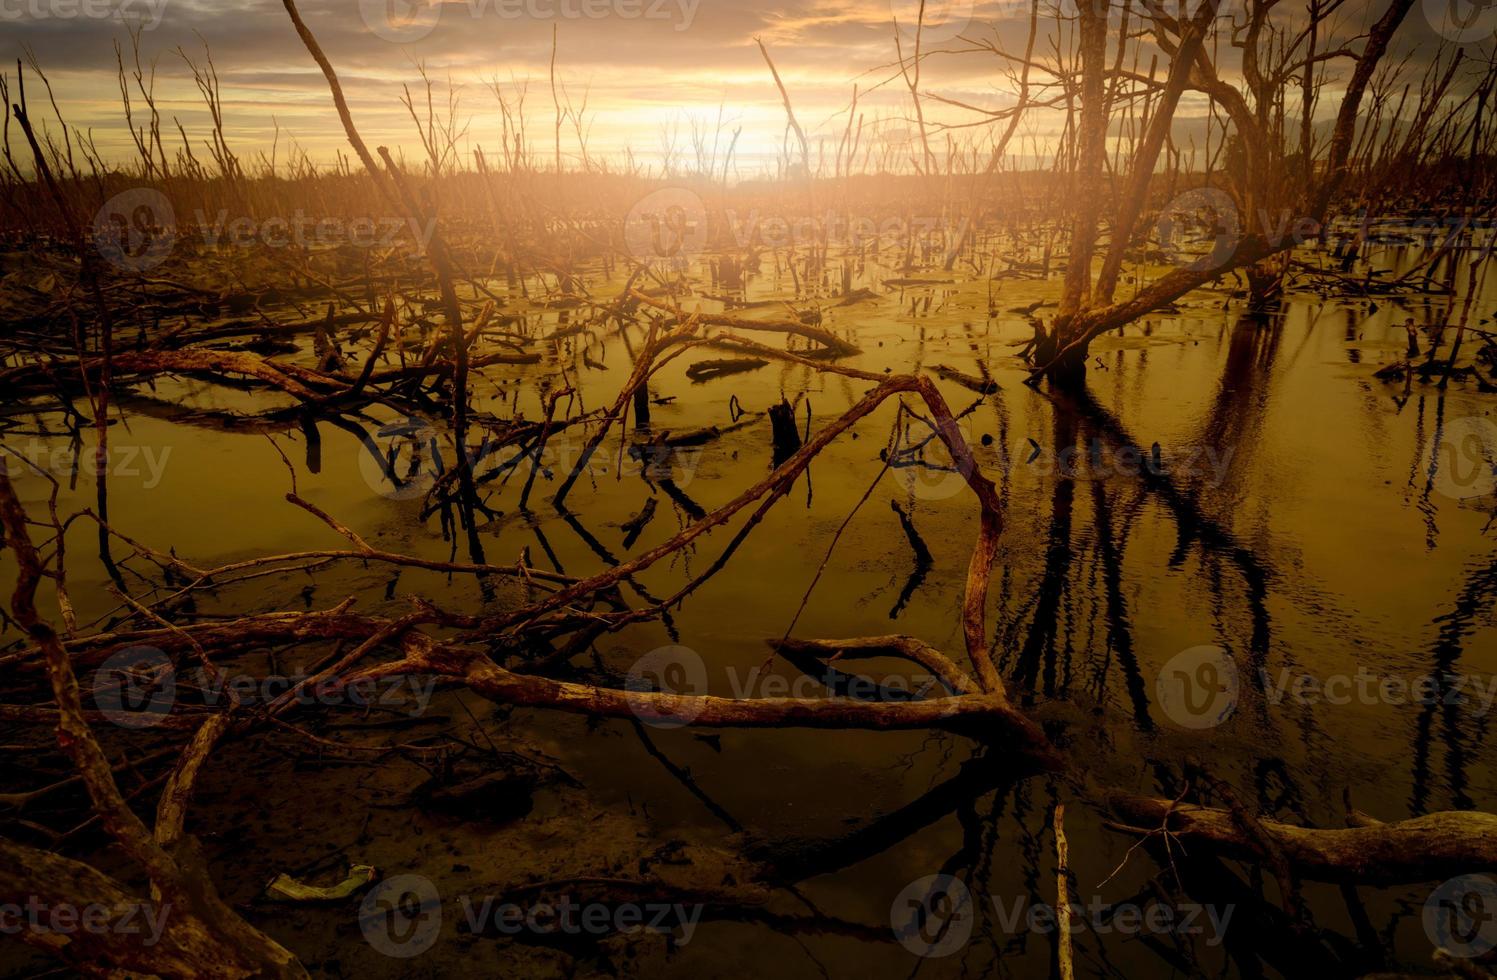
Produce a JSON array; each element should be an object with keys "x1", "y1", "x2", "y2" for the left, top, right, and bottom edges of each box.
[{"x1": 1110, "y1": 794, "x2": 1497, "y2": 885}]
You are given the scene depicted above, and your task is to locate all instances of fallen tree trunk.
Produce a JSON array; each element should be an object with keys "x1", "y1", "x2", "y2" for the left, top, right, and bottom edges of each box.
[
  {"x1": 1109, "y1": 794, "x2": 1497, "y2": 885},
  {"x1": 630, "y1": 289, "x2": 860, "y2": 356},
  {"x1": 334, "y1": 633, "x2": 1061, "y2": 764}
]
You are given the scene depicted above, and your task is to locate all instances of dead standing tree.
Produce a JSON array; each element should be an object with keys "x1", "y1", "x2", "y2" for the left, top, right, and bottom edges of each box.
[{"x1": 1010, "y1": 0, "x2": 1422, "y2": 383}]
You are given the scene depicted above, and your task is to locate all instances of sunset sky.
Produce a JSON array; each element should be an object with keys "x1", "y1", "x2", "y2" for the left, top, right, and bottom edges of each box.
[{"x1": 0, "y1": 0, "x2": 1464, "y2": 175}]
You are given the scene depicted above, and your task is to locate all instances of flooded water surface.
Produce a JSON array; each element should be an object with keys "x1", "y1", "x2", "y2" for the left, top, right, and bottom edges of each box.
[{"x1": 3, "y1": 232, "x2": 1496, "y2": 979}]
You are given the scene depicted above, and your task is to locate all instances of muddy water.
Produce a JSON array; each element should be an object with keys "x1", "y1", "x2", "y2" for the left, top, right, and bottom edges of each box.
[{"x1": 3, "y1": 236, "x2": 1496, "y2": 978}]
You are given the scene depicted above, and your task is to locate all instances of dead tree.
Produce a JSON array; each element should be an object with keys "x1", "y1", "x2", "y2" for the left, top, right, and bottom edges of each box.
[{"x1": 956, "y1": 0, "x2": 1428, "y2": 383}]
